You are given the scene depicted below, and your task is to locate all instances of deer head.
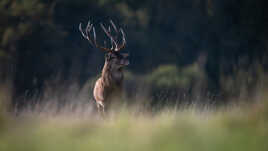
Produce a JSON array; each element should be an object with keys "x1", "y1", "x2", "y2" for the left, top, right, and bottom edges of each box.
[{"x1": 79, "y1": 20, "x2": 129, "y2": 70}]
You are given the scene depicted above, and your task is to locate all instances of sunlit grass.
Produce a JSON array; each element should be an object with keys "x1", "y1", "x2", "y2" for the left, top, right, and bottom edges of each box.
[{"x1": 0, "y1": 98, "x2": 268, "y2": 151}]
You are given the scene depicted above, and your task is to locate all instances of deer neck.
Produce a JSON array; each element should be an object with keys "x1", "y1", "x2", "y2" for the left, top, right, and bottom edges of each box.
[{"x1": 101, "y1": 62, "x2": 123, "y2": 87}]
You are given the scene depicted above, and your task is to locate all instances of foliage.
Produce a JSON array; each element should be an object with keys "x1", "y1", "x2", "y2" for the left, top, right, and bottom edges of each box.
[
  {"x1": 220, "y1": 62, "x2": 267, "y2": 100},
  {"x1": 0, "y1": 0, "x2": 267, "y2": 105},
  {"x1": 147, "y1": 64, "x2": 205, "y2": 89}
]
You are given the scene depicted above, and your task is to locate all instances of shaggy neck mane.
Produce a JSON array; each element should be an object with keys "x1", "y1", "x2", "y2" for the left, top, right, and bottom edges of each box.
[{"x1": 101, "y1": 62, "x2": 123, "y2": 87}]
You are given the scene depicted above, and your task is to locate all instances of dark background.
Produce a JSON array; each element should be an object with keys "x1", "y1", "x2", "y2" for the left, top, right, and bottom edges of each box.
[{"x1": 0, "y1": 0, "x2": 267, "y2": 107}]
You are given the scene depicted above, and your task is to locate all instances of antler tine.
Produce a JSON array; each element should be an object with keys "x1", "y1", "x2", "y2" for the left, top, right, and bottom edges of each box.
[
  {"x1": 108, "y1": 26, "x2": 114, "y2": 50},
  {"x1": 79, "y1": 21, "x2": 111, "y2": 52},
  {"x1": 115, "y1": 28, "x2": 126, "y2": 51},
  {"x1": 110, "y1": 20, "x2": 118, "y2": 33},
  {"x1": 110, "y1": 20, "x2": 119, "y2": 41},
  {"x1": 100, "y1": 23, "x2": 118, "y2": 50},
  {"x1": 110, "y1": 37, "x2": 114, "y2": 50},
  {"x1": 86, "y1": 23, "x2": 94, "y2": 45},
  {"x1": 93, "y1": 26, "x2": 111, "y2": 52},
  {"x1": 79, "y1": 22, "x2": 94, "y2": 45},
  {"x1": 86, "y1": 20, "x2": 91, "y2": 31},
  {"x1": 92, "y1": 27, "x2": 97, "y2": 45},
  {"x1": 79, "y1": 20, "x2": 126, "y2": 52},
  {"x1": 120, "y1": 28, "x2": 126, "y2": 43},
  {"x1": 79, "y1": 23, "x2": 86, "y2": 38}
]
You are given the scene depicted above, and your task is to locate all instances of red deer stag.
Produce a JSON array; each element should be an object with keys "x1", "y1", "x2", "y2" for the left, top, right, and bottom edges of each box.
[{"x1": 79, "y1": 20, "x2": 129, "y2": 115}]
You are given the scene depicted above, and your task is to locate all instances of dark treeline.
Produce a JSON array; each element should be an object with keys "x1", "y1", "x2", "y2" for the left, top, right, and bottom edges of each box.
[{"x1": 0, "y1": 0, "x2": 267, "y2": 106}]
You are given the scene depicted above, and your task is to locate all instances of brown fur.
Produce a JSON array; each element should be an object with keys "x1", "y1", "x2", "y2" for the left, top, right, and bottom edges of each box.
[
  {"x1": 93, "y1": 52, "x2": 128, "y2": 115},
  {"x1": 79, "y1": 19, "x2": 128, "y2": 115}
]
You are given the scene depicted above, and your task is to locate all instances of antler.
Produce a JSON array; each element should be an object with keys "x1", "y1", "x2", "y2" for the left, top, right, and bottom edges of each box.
[
  {"x1": 100, "y1": 20, "x2": 126, "y2": 51},
  {"x1": 79, "y1": 20, "x2": 126, "y2": 52},
  {"x1": 79, "y1": 21, "x2": 111, "y2": 52}
]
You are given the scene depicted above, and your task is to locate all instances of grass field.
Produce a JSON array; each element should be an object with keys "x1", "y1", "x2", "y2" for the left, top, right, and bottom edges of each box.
[{"x1": 0, "y1": 97, "x2": 268, "y2": 151}]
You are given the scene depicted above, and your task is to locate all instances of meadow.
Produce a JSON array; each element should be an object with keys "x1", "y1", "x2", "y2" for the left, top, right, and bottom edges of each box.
[{"x1": 0, "y1": 94, "x2": 268, "y2": 151}]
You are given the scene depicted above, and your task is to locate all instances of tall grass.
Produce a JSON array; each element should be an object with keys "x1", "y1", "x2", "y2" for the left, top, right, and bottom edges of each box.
[
  {"x1": 1, "y1": 93, "x2": 268, "y2": 151},
  {"x1": 1, "y1": 69, "x2": 268, "y2": 151}
]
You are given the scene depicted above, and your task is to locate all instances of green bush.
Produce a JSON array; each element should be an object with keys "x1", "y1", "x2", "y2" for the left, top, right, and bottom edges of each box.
[{"x1": 147, "y1": 64, "x2": 205, "y2": 90}]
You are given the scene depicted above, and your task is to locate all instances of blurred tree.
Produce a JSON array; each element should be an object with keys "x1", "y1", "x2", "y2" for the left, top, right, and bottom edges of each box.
[{"x1": 0, "y1": 0, "x2": 267, "y2": 105}]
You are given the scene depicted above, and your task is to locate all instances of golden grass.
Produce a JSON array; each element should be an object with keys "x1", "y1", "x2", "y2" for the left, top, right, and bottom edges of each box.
[{"x1": 0, "y1": 98, "x2": 268, "y2": 151}]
